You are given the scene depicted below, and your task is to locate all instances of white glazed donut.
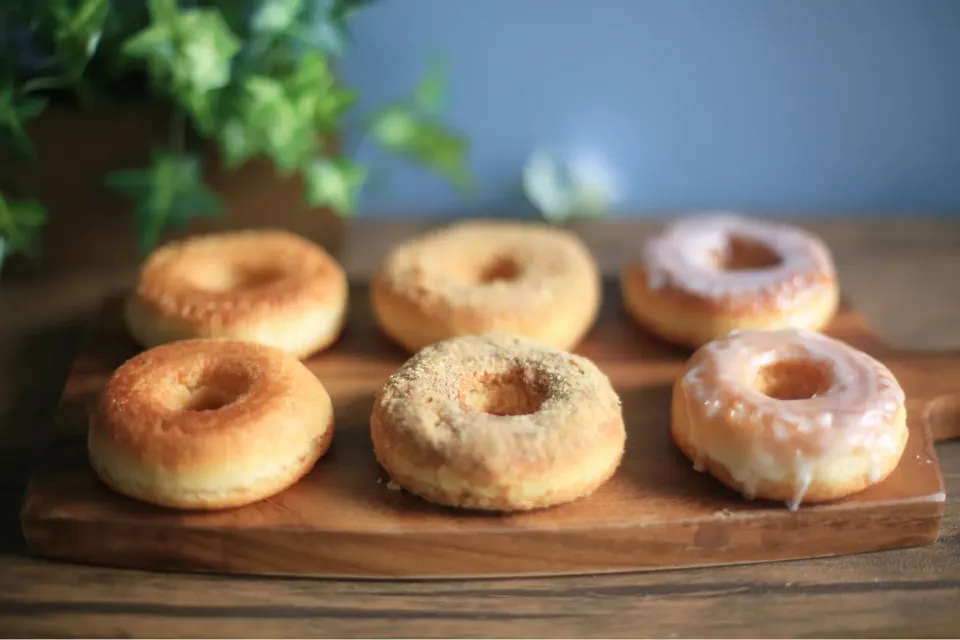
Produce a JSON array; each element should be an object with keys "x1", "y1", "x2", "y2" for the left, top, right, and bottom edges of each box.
[
  {"x1": 672, "y1": 328, "x2": 908, "y2": 509},
  {"x1": 622, "y1": 213, "x2": 840, "y2": 348}
]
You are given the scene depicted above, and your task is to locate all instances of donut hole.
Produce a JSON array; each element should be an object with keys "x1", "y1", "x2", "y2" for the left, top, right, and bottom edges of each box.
[
  {"x1": 167, "y1": 367, "x2": 253, "y2": 413},
  {"x1": 460, "y1": 369, "x2": 545, "y2": 416},
  {"x1": 755, "y1": 358, "x2": 833, "y2": 401},
  {"x1": 714, "y1": 235, "x2": 782, "y2": 271},
  {"x1": 189, "y1": 262, "x2": 288, "y2": 293},
  {"x1": 180, "y1": 386, "x2": 237, "y2": 412},
  {"x1": 230, "y1": 264, "x2": 288, "y2": 289},
  {"x1": 476, "y1": 256, "x2": 523, "y2": 284}
]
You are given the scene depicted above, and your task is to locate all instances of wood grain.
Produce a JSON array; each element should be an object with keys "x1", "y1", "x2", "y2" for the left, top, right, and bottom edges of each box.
[
  {"x1": 18, "y1": 278, "x2": 953, "y2": 579},
  {"x1": 3, "y1": 218, "x2": 960, "y2": 638}
]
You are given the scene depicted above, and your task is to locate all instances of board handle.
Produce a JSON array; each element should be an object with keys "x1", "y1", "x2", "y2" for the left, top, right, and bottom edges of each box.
[
  {"x1": 893, "y1": 350, "x2": 960, "y2": 443},
  {"x1": 926, "y1": 393, "x2": 960, "y2": 443}
]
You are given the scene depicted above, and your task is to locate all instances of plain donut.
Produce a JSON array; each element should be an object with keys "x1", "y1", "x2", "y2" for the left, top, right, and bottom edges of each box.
[
  {"x1": 622, "y1": 213, "x2": 839, "y2": 348},
  {"x1": 126, "y1": 229, "x2": 348, "y2": 359},
  {"x1": 88, "y1": 338, "x2": 335, "y2": 510},
  {"x1": 672, "y1": 328, "x2": 908, "y2": 509},
  {"x1": 370, "y1": 332, "x2": 626, "y2": 511},
  {"x1": 371, "y1": 220, "x2": 602, "y2": 352}
]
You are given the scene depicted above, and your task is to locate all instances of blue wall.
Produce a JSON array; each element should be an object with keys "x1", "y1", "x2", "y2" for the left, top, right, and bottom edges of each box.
[{"x1": 341, "y1": 0, "x2": 960, "y2": 217}]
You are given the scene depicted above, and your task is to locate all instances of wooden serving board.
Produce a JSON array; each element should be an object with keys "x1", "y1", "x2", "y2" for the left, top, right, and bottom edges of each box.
[{"x1": 19, "y1": 279, "x2": 960, "y2": 579}]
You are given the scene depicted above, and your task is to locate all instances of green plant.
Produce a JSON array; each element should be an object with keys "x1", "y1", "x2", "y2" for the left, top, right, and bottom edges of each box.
[{"x1": 0, "y1": 0, "x2": 472, "y2": 259}]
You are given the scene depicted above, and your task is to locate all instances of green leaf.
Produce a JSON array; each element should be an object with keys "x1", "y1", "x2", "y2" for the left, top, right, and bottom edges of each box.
[
  {"x1": 237, "y1": 75, "x2": 320, "y2": 174},
  {"x1": 285, "y1": 50, "x2": 334, "y2": 93},
  {"x1": 19, "y1": 95, "x2": 48, "y2": 120},
  {"x1": 179, "y1": 11, "x2": 242, "y2": 92},
  {"x1": 215, "y1": 49, "x2": 351, "y2": 175},
  {"x1": 107, "y1": 151, "x2": 223, "y2": 255},
  {"x1": 212, "y1": 0, "x2": 250, "y2": 35},
  {"x1": 412, "y1": 124, "x2": 473, "y2": 190},
  {"x1": 0, "y1": 87, "x2": 47, "y2": 160},
  {"x1": 123, "y1": 6, "x2": 241, "y2": 96},
  {"x1": 368, "y1": 105, "x2": 420, "y2": 151},
  {"x1": 146, "y1": 0, "x2": 180, "y2": 25},
  {"x1": 311, "y1": 85, "x2": 356, "y2": 129},
  {"x1": 292, "y1": 1, "x2": 352, "y2": 56},
  {"x1": 0, "y1": 194, "x2": 47, "y2": 257},
  {"x1": 218, "y1": 117, "x2": 257, "y2": 169},
  {"x1": 523, "y1": 151, "x2": 574, "y2": 222},
  {"x1": 244, "y1": 77, "x2": 306, "y2": 170},
  {"x1": 368, "y1": 105, "x2": 473, "y2": 191},
  {"x1": 122, "y1": 22, "x2": 175, "y2": 60},
  {"x1": 296, "y1": 21, "x2": 349, "y2": 57},
  {"x1": 414, "y1": 59, "x2": 447, "y2": 115},
  {"x1": 53, "y1": 0, "x2": 110, "y2": 78},
  {"x1": 282, "y1": 51, "x2": 353, "y2": 129},
  {"x1": 306, "y1": 158, "x2": 367, "y2": 214},
  {"x1": 183, "y1": 90, "x2": 217, "y2": 134},
  {"x1": 523, "y1": 151, "x2": 614, "y2": 222},
  {"x1": 252, "y1": 0, "x2": 305, "y2": 34}
]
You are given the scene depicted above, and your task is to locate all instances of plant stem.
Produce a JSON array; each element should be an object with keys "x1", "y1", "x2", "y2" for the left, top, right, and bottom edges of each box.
[
  {"x1": 74, "y1": 78, "x2": 96, "y2": 109},
  {"x1": 171, "y1": 104, "x2": 185, "y2": 155},
  {"x1": 18, "y1": 75, "x2": 70, "y2": 96}
]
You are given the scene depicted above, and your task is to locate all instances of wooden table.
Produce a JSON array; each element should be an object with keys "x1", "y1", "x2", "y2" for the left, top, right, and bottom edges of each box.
[{"x1": 1, "y1": 218, "x2": 958, "y2": 638}]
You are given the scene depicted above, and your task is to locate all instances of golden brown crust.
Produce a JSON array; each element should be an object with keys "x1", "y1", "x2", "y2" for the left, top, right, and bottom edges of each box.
[
  {"x1": 126, "y1": 229, "x2": 348, "y2": 358},
  {"x1": 370, "y1": 332, "x2": 626, "y2": 511},
  {"x1": 89, "y1": 338, "x2": 335, "y2": 510},
  {"x1": 370, "y1": 220, "x2": 602, "y2": 352}
]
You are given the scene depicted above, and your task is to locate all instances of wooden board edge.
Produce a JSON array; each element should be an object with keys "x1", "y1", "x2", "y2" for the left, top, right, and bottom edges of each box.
[{"x1": 19, "y1": 492, "x2": 945, "y2": 580}]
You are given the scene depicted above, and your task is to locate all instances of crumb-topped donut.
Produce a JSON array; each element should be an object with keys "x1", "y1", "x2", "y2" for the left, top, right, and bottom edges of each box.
[
  {"x1": 371, "y1": 220, "x2": 602, "y2": 352},
  {"x1": 621, "y1": 213, "x2": 839, "y2": 348},
  {"x1": 88, "y1": 338, "x2": 335, "y2": 510},
  {"x1": 672, "y1": 328, "x2": 907, "y2": 509},
  {"x1": 126, "y1": 229, "x2": 348, "y2": 358},
  {"x1": 370, "y1": 332, "x2": 626, "y2": 511}
]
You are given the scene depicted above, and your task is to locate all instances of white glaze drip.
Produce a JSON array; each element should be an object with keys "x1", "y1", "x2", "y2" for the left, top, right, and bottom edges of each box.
[
  {"x1": 788, "y1": 456, "x2": 814, "y2": 511},
  {"x1": 641, "y1": 213, "x2": 836, "y2": 310},
  {"x1": 680, "y1": 327, "x2": 905, "y2": 510},
  {"x1": 682, "y1": 373, "x2": 707, "y2": 472}
]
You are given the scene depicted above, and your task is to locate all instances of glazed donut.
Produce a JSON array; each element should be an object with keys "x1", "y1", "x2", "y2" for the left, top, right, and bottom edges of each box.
[
  {"x1": 370, "y1": 332, "x2": 626, "y2": 511},
  {"x1": 621, "y1": 213, "x2": 839, "y2": 348},
  {"x1": 88, "y1": 338, "x2": 335, "y2": 510},
  {"x1": 371, "y1": 220, "x2": 602, "y2": 352},
  {"x1": 672, "y1": 328, "x2": 908, "y2": 509},
  {"x1": 126, "y1": 229, "x2": 348, "y2": 359}
]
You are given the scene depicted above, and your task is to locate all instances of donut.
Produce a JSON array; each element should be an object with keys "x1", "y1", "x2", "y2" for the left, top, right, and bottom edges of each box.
[
  {"x1": 126, "y1": 229, "x2": 348, "y2": 359},
  {"x1": 88, "y1": 338, "x2": 335, "y2": 510},
  {"x1": 371, "y1": 220, "x2": 602, "y2": 352},
  {"x1": 370, "y1": 332, "x2": 626, "y2": 511},
  {"x1": 671, "y1": 327, "x2": 908, "y2": 510},
  {"x1": 621, "y1": 213, "x2": 839, "y2": 348}
]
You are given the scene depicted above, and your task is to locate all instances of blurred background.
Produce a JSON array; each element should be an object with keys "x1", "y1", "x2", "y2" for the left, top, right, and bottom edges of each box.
[
  {"x1": 1, "y1": 0, "x2": 959, "y2": 300},
  {"x1": 343, "y1": 0, "x2": 960, "y2": 217}
]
